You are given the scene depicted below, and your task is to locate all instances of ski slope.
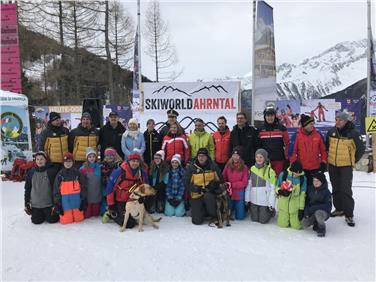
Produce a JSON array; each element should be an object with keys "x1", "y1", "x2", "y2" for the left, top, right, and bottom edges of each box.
[{"x1": 1, "y1": 171, "x2": 375, "y2": 281}]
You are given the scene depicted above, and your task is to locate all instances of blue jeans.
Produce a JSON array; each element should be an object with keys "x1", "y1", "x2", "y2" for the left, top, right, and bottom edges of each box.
[
  {"x1": 229, "y1": 200, "x2": 246, "y2": 220},
  {"x1": 165, "y1": 200, "x2": 185, "y2": 217}
]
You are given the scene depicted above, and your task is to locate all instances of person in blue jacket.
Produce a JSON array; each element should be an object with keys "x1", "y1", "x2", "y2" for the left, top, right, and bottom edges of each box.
[{"x1": 301, "y1": 172, "x2": 332, "y2": 237}]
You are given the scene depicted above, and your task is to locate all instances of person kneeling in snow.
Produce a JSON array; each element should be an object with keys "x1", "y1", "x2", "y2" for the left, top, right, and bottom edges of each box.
[
  {"x1": 276, "y1": 161, "x2": 307, "y2": 230},
  {"x1": 165, "y1": 154, "x2": 186, "y2": 217},
  {"x1": 24, "y1": 151, "x2": 59, "y2": 224},
  {"x1": 185, "y1": 148, "x2": 223, "y2": 225},
  {"x1": 301, "y1": 173, "x2": 332, "y2": 237},
  {"x1": 103, "y1": 152, "x2": 148, "y2": 228},
  {"x1": 53, "y1": 152, "x2": 88, "y2": 224}
]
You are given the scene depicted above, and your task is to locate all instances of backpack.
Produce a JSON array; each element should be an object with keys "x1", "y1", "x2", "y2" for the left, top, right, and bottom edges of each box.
[
  {"x1": 9, "y1": 159, "x2": 35, "y2": 182},
  {"x1": 281, "y1": 170, "x2": 304, "y2": 187}
]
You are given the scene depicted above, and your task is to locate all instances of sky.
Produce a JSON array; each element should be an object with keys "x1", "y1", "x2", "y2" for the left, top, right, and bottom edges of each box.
[{"x1": 123, "y1": 0, "x2": 371, "y2": 82}]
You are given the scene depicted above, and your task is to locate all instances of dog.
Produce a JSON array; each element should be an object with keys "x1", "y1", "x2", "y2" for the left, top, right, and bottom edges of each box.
[
  {"x1": 120, "y1": 184, "x2": 162, "y2": 232},
  {"x1": 209, "y1": 182, "x2": 231, "y2": 228}
]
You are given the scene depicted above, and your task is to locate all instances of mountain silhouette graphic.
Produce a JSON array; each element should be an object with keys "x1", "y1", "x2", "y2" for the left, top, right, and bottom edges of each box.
[
  {"x1": 152, "y1": 86, "x2": 191, "y2": 97},
  {"x1": 152, "y1": 84, "x2": 229, "y2": 96},
  {"x1": 190, "y1": 85, "x2": 229, "y2": 95}
]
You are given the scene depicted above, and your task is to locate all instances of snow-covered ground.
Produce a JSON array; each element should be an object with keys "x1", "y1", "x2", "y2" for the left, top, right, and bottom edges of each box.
[{"x1": 1, "y1": 171, "x2": 375, "y2": 281}]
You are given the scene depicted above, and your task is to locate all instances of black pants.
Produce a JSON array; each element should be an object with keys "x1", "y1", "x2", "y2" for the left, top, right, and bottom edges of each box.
[
  {"x1": 328, "y1": 165, "x2": 354, "y2": 217},
  {"x1": 112, "y1": 202, "x2": 136, "y2": 228},
  {"x1": 31, "y1": 207, "x2": 59, "y2": 224},
  {"x1": 191, "y1": 192, "x2": 217, "y2": 225}
]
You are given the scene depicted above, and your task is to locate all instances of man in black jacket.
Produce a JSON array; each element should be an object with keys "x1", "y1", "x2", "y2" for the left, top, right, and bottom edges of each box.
[
  {"x1": 99, "y1": 111, "x2": 126, "y2": 159},
  {"x1": 143, "y1": 119, "x2": 162, "y2": 166},
  {"x1": 229, "y1": 112, "x2": 259, "y2": 167}
]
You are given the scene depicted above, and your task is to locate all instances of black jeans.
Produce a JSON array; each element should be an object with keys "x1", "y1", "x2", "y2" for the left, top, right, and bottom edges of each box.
[{"x1": 328, "y1": 165, "x2": 354, "y2": 217}]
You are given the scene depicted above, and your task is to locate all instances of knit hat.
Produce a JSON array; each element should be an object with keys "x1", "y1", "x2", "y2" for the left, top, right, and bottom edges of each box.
[
  {"x1": 312, "y1": 172, "x2": 327, "y2": 184},
  {"x1": 335, "y1": 111, "x2": 349, "y2": 121},
  {"x1": 255, "y1": 148, "x2": 269, "y2": 162},
  {"x1": 300, "y1": 114, "x2": 314, "y2": 127},
  {"x1": 290, "y1": 161, "x2": 303, "y2": 173},
  {"x1": 34, "y1": 151, "x2": 48, "y2": 160},
  {"x1": 128, "y1": 118, "x2": 138, "y2": 126},
  {"x1": 197, "y1": 147, "x2": 209, "y2": 157},
  {"x1": 128, "y1": 152, "x2": 142, "y2": 161},
  {"x1": 81, "y1": 112, "x2": 92, "y2": 120},
  {"x1": 167, "y1": 109, "x2": 179, "y2": 117},
  {"x1": 264, "y1": 107, "x2": 276, "y2": 116},
  {"x1": 63, "y1": 152, "x2": 74, "y2": 162},
  {"x1": 154, "y1": 150, "x2": 165, "y2": 161},
  {"x1": 171, "y1": 154, "x2": 181, "y2": 165},
  {"x1": 104, "y1": 148, "x2": 117, "y2": 156},
  {"x1": 86, "y1": 147, "x2": 97, "y2": 159},
  {"x1": 49, "y1": 112, "x2": 61, "y2": 122},
  {"x1": 232, "y1": 146, "x2": 244, "y2": 159}
]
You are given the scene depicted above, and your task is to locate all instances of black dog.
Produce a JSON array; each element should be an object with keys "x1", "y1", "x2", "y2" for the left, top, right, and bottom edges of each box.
[{"x1": 208, "y1": 182, "x2": 231, "y2": 228}]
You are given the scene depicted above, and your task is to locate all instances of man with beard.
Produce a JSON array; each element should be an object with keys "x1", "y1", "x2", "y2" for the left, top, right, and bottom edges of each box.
[
  {"x1": 39, "y1": 112, "x2": 69, "y2": 176},
  {"x1": 99, "y1": 111, "x2": 126, "y2": 160},
  {"x1": 212, "y1": 116, "x2": 231, "y2": 171}
]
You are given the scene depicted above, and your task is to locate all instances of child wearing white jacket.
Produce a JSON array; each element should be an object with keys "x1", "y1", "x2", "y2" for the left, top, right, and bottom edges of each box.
[{"x1": 245, "y1": 149, "x2": 277, "y2": 224}]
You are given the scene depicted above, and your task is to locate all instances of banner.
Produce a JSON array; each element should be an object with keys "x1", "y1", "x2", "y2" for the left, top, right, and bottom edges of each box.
[
  {"x1": 1, "y1": 90, "x2": 32, "y2": 171},
  {"x1": 141, "y1": 81, "x2": 240, "y2": 132},
  {"x1": 1, "y1": 3, "x2": 21, "y2": 93},
  {"x1": 103, "y1": 105, "x2": 132, "y2": 128},
  {"x1": 252, "y1": 0, "x2": 277, "y2": 125}
]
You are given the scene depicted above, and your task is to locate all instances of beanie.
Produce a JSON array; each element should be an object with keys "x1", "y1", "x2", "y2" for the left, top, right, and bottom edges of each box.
[
  {"x1": 81, "y1": 112, "x2": 92, "y2": 120},
  {"x1": 128, "y1": 152, "x2": 142, "y2": 161},
  {"x1": 49, "y1": 112, "x2": 61, "y2": 122},
  {"x1": 290, "y1": 161, "x2": 303, "y2": 173},
  {"x1": 300, "y1": 114, "x2": 314, "y2": 127},
  {"x1": 312, "y1": 172, "x2": 327, "y2": 185},
  {"x1": 34, "y1": 151, "x2": 48, "y2": 160},
  {"x1": 335, "y1": 111, "x2": 349, "y2": 121},
  {"x1": 264, "y1": 107, "x2": 276, "y2": 117},
  {"x1": 197, "y1": 147, "x2": 209, "y2": 157},
  {"x1": 85, "y1": 147, "x2": 97, "y2": 159},
  {"x1": 63, "y1": 152, "x2": 74, "y2": 162},
  {"x1": 128, "y1": 118, "x2": 138, "y2": 126},
  {"x1": 104, "y1": 148, "x2": 117, "y2": 156},
  {"x1": 255, "y1": 148, "x2": 269, "y2": 162},
  {"x1": 232, "y1": 146, "x2": 244, "y2": 159},
  {"x1": 171, "y1": 154, "x2": 182, "y2": 165},
  {"x1": 154, "y1": 150, "x2": 165, "y2": 161}
]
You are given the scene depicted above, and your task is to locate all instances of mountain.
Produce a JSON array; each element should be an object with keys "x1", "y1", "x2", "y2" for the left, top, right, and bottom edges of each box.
[{"x1": 240, "y1": 39, "x2": 368, "y2": 99}]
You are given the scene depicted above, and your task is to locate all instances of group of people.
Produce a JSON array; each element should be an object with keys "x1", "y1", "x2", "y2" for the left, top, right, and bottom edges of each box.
[{"x1": 24, "y1": 106, "x2": 365, "y2": 237}]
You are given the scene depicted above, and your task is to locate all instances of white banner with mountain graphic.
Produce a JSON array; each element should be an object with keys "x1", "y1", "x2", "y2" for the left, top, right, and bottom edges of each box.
[{"x1": 141, "y1": 81, "x2": 240, "y2": 133}]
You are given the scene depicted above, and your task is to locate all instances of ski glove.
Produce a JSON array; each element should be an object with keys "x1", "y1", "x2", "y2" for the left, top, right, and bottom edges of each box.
[
  {"x1": 79, "y1": 199, "x2": 88, "y2": 211},
  {"x1": 190, "y1": 185, "x2": 203, "y2": 193},
  {"x1": 207, "y1": 181, "x2": 219, "y2": 192},
  {"x1": 24, "y1": 202, "x2": 32, "y2": 216},
  {"x1": 320, "y1": 162, "x2": 328, "y2": 173},
  {"x1": 278, "y1": 189, "x2": 291, "y2": 197},
  {"x1": 298, "y1": 209, "x2": 304, "y2": 221}
]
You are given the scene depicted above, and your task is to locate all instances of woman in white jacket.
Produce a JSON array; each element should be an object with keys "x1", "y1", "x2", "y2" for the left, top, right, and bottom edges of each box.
[{"x1": 245, "y1": 149, "x2": 277, "y2": 224}]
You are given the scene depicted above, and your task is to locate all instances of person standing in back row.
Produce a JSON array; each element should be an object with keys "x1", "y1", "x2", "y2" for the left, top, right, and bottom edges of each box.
[
  {"x1": 143, "y1": 119, "x2": 162, "y2": 166},
  {"x1": 229, "y1": 112, "x2": 259, "y2": 167},
  {"x1": 326, "y1": 111, "x2": 364, "y2": 227},
  {"x1": 212, "y1": 116, "x2": 231, "y2": 171}
]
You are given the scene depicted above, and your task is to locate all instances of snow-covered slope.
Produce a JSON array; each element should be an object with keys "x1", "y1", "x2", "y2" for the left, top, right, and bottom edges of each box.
[
  {"x1": 2, "y1": 171, "x2": 375, "y2": 281},
  {"x1": 241, "y1": 39, "x2": 368, "y2": 99}
]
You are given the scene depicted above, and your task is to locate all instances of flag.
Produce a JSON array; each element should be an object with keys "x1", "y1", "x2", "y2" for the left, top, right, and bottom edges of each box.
[
  {"x1": 132, "y1": 25, "x2": 140, "y2": 104},
  {"x1": 370, "y1": 33, "x2": 376, "y2": 116}
]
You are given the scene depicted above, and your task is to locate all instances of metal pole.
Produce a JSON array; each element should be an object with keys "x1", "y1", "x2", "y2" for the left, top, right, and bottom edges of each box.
[
  {"x1": 251, "y1": 0, "x2": 257, "y2": 126},
  {"x1": 366, "y1": 0, "x2": 371, "y2": 149},
  {"x1": 137, "y1": 0, "x2": 142, "y2": 111}
]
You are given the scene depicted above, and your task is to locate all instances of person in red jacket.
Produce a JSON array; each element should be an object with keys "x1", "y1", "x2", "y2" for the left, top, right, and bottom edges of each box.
[
  {"x1": 258, "y1": 107, "x2": 290, "y2": 176},
  {"x1": 290, "y1": 114, "x2": 328, "y2": 185},
  {"x1": 161, "y1": 122, "x2": 190, "y2": 165},
  {"x1": 212, "y1": 116, "x2": 231, "y2": 171}
]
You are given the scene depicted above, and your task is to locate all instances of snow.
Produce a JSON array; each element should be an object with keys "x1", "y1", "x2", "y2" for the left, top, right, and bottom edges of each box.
[{"x1": 2, "y1": 171, "x2": 375, "y2": 281}]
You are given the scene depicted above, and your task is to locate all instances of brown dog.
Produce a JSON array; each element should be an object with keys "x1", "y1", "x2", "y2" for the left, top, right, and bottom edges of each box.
[
  {"x1": 214, "y1": 183, "x2": 231, "y2": 228},
  {"x1": 120, "y1": 184, "x2": 161, "y2": 232}
]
